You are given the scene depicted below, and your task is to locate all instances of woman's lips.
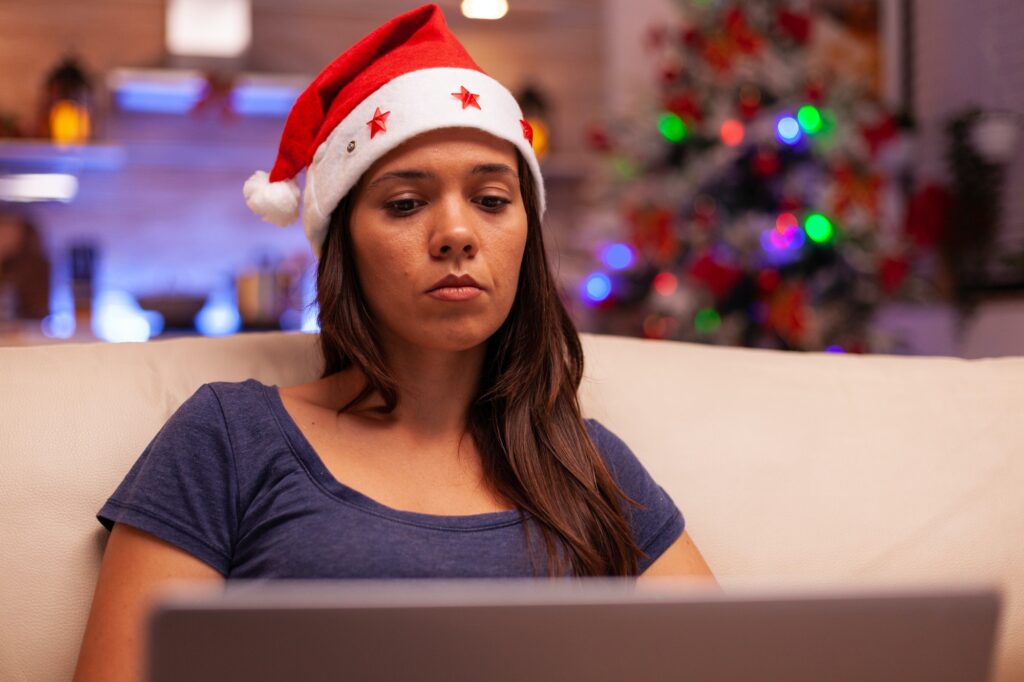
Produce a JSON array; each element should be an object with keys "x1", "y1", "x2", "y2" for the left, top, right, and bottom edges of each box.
[{"x1": 427, "y1": 286, "x2": 483, "y2": 301}]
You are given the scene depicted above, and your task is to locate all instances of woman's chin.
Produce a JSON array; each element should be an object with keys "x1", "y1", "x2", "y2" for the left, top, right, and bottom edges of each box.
[{"x1": 402, "y1": 324, "x2": 499, "y2": 354}]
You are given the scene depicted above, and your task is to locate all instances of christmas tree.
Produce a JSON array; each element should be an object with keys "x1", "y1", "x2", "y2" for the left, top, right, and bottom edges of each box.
[{"x1": 574, "y1": 0, "x2": 938, "y2": 352}]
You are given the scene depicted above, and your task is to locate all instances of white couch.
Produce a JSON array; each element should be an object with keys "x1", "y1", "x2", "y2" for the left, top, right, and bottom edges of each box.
[{"x1": 1, "y1": 332, "x2": 1022, "y2": 681}]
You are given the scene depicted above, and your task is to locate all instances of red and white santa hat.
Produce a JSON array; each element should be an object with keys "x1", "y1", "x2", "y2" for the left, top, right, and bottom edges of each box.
[{"x1": 243, "y1": 3, "x2": 545, "y2": 257}]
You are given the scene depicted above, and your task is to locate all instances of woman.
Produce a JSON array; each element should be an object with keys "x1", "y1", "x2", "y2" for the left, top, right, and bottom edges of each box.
[{"x1": 74, "y1": 5, "x2": 716, "y2": 680}]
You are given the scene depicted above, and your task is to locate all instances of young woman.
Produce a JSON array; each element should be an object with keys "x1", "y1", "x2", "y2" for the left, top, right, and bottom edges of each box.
[{"x1": 74, "y1": 5, "x2": 716, "y2": 680}]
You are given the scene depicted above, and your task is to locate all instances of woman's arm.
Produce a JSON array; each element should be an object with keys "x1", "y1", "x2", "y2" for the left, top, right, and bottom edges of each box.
[
  {"x1": 74, "y1": 524, "x2": 223, "y2": 682},
  {"x1": 638, "y1": 530, "x2": 720, "y2": 588}
]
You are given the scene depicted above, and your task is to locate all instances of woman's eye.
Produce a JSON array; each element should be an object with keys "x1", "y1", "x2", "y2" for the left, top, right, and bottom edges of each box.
[
  {"x1": 477, "y1": 196, "x2": 510, "y2": 211},
  {"x1": 384, "y1": 198, "x2": 421, "y2": 215}
]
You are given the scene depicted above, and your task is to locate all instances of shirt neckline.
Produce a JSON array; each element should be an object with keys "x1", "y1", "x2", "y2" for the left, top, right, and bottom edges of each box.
[{"x1": 257, "y1": 379, "x2": 526, "y2": 531}]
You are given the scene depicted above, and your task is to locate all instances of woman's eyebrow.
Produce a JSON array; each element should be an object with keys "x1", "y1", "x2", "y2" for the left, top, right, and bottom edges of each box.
[
  {"x1": 366, "y1": 169, "x2": 432, "y2": 191},
  {"x1": 471, "y1": 163, "x2": 518, "y2": 180},
  {"x1": 366, "y1": 163, "x2": 518, "y2": 191}
]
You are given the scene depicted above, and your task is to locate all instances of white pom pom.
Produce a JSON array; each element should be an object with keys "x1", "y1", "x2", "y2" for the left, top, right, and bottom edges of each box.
[{"x1": 243, "y1": 170, "x2": 301, "y2": 227}]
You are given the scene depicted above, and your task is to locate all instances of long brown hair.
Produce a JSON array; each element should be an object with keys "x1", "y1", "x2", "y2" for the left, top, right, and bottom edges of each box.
[{"x1": 315, "y1": 151, "x2": 646, "y2": 576}]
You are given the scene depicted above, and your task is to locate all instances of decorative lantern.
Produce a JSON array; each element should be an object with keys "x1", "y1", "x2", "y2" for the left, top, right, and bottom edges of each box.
[{"x1": 42, "y1": 57, "x2": 93, "y2": 145}]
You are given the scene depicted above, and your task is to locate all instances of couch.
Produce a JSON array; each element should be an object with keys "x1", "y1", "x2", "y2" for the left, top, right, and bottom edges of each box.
[{"x1": 1, "y1": 331, "x2": 1022, "y2": 681}]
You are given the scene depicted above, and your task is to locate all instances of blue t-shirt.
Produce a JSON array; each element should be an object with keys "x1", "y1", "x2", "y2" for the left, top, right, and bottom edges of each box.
[{"x1": 98, "y1": 380, "x2": 684, "y2": 578}]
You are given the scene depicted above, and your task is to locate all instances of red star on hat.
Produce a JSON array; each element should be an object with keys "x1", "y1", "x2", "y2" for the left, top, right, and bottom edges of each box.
[
  {"x1": 520, "y1": 119, "x2": 534, "y2": 146},
  {"x1": 451, "y1": 86, "x2": 481, "y2": 110},
  {"x1": 367, "y1": 107, "x2": 390, "y2": 138}
]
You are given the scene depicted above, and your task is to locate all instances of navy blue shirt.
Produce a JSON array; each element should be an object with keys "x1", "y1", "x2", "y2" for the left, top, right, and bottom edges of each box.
[{"x1": 98, "y1": 380, "x2": 684, "y2": 577}]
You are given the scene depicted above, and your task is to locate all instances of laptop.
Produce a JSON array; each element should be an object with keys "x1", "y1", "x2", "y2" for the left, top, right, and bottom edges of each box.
[{"x1": 145, "y1": 578, "x2": 1002, "y2": 682}]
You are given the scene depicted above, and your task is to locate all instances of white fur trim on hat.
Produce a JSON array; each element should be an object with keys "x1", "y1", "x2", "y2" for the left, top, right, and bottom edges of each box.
[
  {"x1": 302, "y1": 67, "x2": 545, "y2": 258},
  {"x1": 243, "y1": 170, "x2": 301, "y2": 227}
]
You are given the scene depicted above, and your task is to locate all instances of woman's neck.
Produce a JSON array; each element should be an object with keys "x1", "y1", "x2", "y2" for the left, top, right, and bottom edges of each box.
[{"x1": 332, "y1": 340, "x2": 486, "y2": 438}]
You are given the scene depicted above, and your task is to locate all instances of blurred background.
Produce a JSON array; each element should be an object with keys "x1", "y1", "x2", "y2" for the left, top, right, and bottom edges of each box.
[{"x1": 0, "y1": 0, "x2": 1021, "y2": 356}]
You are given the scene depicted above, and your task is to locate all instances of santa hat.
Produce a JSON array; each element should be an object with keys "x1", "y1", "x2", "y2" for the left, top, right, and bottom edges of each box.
[{"x1": 243, "y1": 3, "x2": 545, "y2": 257}]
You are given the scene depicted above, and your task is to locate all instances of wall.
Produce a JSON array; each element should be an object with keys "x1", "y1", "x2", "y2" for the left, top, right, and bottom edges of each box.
[
  {"x1": 0, "y1": 0, "x2": 604, "y2": 297},
  {"x1": 911, "y1": 0, "x2": 1024, "y2": 258}
]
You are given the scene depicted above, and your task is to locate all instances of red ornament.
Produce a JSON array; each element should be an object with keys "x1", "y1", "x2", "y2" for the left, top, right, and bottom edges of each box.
[
  {"x1": 831, "y1": 163, "x2": 883, "y2": 218},
  {"x1": 734, "y1": 30, "x2": 762, "y2": 55},
  {"x1": 861, "y1": 115, "x2": 899, "y2": 156},
  {"x1": 879, "y1": 255, "x2": 910, "y2": 295},
  {"x1": 681, "y1": 26, "x2": 704, "y2": 49},
  {"x1": 757, "y1": 269, "x2": 781, "y2": 293},
  {"x1": 752, "y1": 149, "x2": 781, "y2": 177},
  {"x1": 666, "y1": 92, "x2": 702, "y2": 124},
  {"x1": 661, "y1": 64, "x2": 683, "y2": 85},
  {"x1": 768, "y1": 282, "x2": 809, "y2": 344},
  {"x1": 451, "y1": 85, "x2": 481, "y2": 110},
  {"x1": 804, "y1": 81, "x2": 825, "y2": 105},
  {"x1": 904, "y1": 183, "x2": 950, "y2": 249},
  {"x1": 778, "y1": 194, "x2": 802, "y2": 212},
  {"x1": 688, "y1": 251, "x2": 743, "y2": 299},
  {"x1": 737, "y1": 85, "x2": 762, "y2": 119},
  {"x1": 586, "y1": 124, "x2": 611, "y2": 152},
  {"x1": 725, "y1": 7, "x2": 747, "y2": 33},
  {"x1": 627, "y1": 205, "x2": 677, "y2": 261},
  {"x1": 366, "y1": 107, "x2": 390, "y2": 138},
  {"x1": 520, "y1": 119, "x2": 534, "y2": 146},
  {"x1": 700, "y1": 37, "x2": 735, "y2": 74},
  {"x1": 777, "y1": 8, "x2": 812, "y2": 44}
]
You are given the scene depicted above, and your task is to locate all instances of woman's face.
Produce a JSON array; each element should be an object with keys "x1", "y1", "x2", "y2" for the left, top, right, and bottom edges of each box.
[{"x1": 348, "y1": 127, "x2": 528, "y2": 355}]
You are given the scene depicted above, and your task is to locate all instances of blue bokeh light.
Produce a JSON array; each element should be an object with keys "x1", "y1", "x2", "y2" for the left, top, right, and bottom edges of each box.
[
  {"x1": 40, "y1": 311, "x2": 76, "y2": 340},
  {"x1": 601, "y1": 243, "x2": 635, "y2": 271},
  {"x1": 582, "y1": 273, "x2": 613, "y2": 303},
  {"x1": 91, "y1": 290, "x2": 163, "y2": 343},
  {"x1": 195, "y1": 290, "x2": 242, "y2": 337},
  {"x1": 775, "y1": 115, "x2": 803, "y2": 145}
]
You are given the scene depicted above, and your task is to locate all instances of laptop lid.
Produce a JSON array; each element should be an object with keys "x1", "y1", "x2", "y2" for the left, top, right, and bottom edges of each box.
[{"x1": 146, "y1": 578, "x2": 1001, "y2": 682}]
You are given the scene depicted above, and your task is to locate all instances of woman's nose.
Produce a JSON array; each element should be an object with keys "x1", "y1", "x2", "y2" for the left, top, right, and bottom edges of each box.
[{"x1": 428, "y1": 198, "x2": 480, "y2": 259}]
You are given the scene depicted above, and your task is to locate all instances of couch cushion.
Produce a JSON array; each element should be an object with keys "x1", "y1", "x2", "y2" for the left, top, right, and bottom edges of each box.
[{"x1": 1, "y1": 331, "x2": 1022, "y2": 680}]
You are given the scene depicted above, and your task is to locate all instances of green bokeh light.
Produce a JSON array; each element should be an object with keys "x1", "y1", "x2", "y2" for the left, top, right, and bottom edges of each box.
[
  {"x1": 804, "y1": 213, "x2": 834, "y2": 243},
  {"x1": 694, "y1": 308, "x2": 721, "y2": 334},
  {"x1": 658, "y1": 112, "x2": 687, "y2": 143},
  {"x1": 797, "y1": 105, "x2": 823, "y2": 134}
]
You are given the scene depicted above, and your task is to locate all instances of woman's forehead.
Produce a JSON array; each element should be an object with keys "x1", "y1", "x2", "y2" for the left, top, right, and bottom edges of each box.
[{"x1": 367, "y1": 128, "x2": 518, "y2": 175}]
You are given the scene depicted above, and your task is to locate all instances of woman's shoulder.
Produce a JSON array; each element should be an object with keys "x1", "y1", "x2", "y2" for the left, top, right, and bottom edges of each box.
[
  {"x1": 584, "y1": 417, "x2": 667, "y2": 501},
  {"x1": 583, "y1": 418, "x2": 634, "y2": 473},
  {"x1": 182, "y1": 378, "x2": 272, "y2": 411},
  {"x1": 160, "y1": 378, "x2": 277, "y2": 440}
]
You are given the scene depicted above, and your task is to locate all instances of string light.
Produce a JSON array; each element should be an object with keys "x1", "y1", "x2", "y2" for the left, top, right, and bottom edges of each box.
[
  {"x1": 694, "y1": 308, "x2": 721, "y2": 334},
  {"x1": 658, "y1": 112, "x2": 687, "y2": 143},
  {"x1": 720, "y1": 119, "x2": 745, "y2": 146},
  {"x1": 601, "y1": 243, "x2": 635, "y2": 270},
  {"x1": 804, "y1": 213, "x2": 834, "y2": 243},
  {"x1": 643, "y1": 315, "x2": 670, "y2": 339},
  {"x1": 460, "y1": 0, "x2": 508, "y2": 20},
  {"x1": 776, "y1": 212, "x2": 798, "y2": 231},
  {"x1": 653, "y1": 272, "x2": 678, "y2": 296},
  {"x1": 775, "y1": 114, "x2": 802, "y2": 145},
  {"x1": 582, "y1": 273, "x2": 612, "y2": 303},
  {"x1": 797, "y1": 105, "x2": 823, "y2": 134}
]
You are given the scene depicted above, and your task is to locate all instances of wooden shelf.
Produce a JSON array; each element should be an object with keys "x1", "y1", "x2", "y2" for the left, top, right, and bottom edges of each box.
[{"x1": 0, "y1": 140, "x2": 126, "y2": 172}]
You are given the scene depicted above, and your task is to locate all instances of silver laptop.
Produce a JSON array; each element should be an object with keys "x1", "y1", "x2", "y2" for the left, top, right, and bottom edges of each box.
[{"x1": 145, "y1": 578, "x2": 1002, "y2": 682}]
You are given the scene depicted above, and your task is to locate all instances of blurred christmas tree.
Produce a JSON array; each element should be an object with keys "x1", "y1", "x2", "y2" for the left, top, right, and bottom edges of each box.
[{"x1": 575, "y1": 0, "x2": 942, "y2": 352}]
